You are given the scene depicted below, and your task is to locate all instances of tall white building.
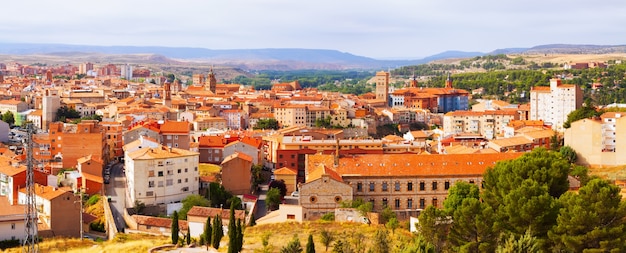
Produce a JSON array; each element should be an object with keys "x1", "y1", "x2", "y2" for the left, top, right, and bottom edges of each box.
[
  {"x1": 124, "y1": 141, "x2": 200, "y2": 206},
  {"x1": 42, "y1": 89, "x2": 60, "y2": 131},
  {"x1": 120, "y1": 64, "x2": 133, "y2": 80},
  {"x1": 530, "y1": 79, "x2": 583, "y2": 132}
]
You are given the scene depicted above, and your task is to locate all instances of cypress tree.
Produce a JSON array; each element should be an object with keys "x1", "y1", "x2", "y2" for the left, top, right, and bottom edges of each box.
[
  {"x1": 306, "y1": 234, "x2": 315, "y2": 253},
  {"x1": 171, "y1": 211, "x2": 179, "y2": 245},
  {"x1": 212, "y1": 215, "x2": 223, "y2": 249},
  {"x1": 186, "y1": 226, "x2": 191, "y2": 245},
  {"x1": 204, "y1": 216, "x2": 212, "y2": 249},
  {"x1": 236, "y1": 218, "x2": 244, "y2": 252},
  {"x1": 228, "y1": 205, "x2": 236, "y2": 253}
]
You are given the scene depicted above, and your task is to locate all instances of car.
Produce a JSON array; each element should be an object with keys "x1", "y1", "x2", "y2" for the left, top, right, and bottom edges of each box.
[{"x1": 290, "y1": 191, "x2": 299, "y2": 197}]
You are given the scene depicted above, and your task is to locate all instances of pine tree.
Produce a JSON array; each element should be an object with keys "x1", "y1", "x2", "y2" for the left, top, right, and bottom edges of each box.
[
  {"x1": 212, "y1": 215, "x2": 223, "y2": 249},
  {"x1": 186, "y1": 226, "x2": 191, "y2": 245},
  {"x1": 306, "y1": 234, "x2": 315, "y2": 253},
  {"x1": 171, "y1": 211, "x2": 179, "y2": 245},
  {"x1": 203, "y1": 216, "x2": 212, "y2": 249},
  {"x1": 228, "y1": 204, "x2": 237, "y2": 253},
  {"x1": 371, "y1": 228, "x2": 389, "y2": 253},
  {"x1": 236, "y1": 218, "x2": 244, "y2": 252},
  {"x1": 281, "y1": 235, "x2": 303, "y2": 253}
]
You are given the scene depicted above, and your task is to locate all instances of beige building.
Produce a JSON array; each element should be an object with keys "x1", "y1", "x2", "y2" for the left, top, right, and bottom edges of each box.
[
  {"x1": 564, "y1": 112, "x2": 626, "y2": 166},
  {"x1": 274, "y1": 104, "x2": 307, "y2": 127},
  {"x1": 0, "y1": 196, "x2": 26, "y2": 241},
  {"x1": 19, "y1": 184, "x2": 81, "y2": 238},
  {"x1": 221, "y1": 152, "x2": 253, "y2": 195},
  {"x1": 124, "y1": 143, "x2": 200, "y2": 206},
  {"x1": 274, "y1": 167, "x2": 297, "y2": 194},
  {"x1": 443, "y1": 110, "x2": 519, "y2": 139},
  {"x1": 375, "y1": 71, "x2": 390, "y2": 104},
  {"x1": 530, "y1": 79, "x2": 583, "y2": 132},
  {"x1": 299, "y1": 164, "x2": 353, "y2": 220}
]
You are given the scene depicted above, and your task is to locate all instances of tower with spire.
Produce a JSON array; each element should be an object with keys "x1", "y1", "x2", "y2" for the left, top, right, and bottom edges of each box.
[
  {"x1": 445, "y1": 72, "x2": 453, "y2": 89},
  {"x1": 205, "y1": 67, "x2": 217, "y2": 94},
  {"x1": 163, "y1": 80, "x2": 172, "y2": 107},
  {"x1": 409, "y1": 72, "x2": 419, "y2": 88}
]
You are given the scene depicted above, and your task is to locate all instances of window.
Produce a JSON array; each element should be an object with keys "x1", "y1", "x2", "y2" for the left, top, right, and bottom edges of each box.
[
  {"x1": 148, "y1": 181, "x2": 155, "y2": 188},
  {"x1": 432, "y1": 198, "x2": 438, "y2": 207},
  {"x1": 178, "y1": 179, "x2": 182, "y2": 184},
  {"x1": 185, "y1": 178, "x2": 188, "y2": 183},
  {"x1": 158, "y1": 181, "x2": 164, "y2": 187},
  {"x1": 185, "y1": 168, "x2": 188, "y2": 173},
  {"x1": 369, "y1": 182, "x2": 375, "y2": 192},
  {"x1": 395, "y1": 198, "x2": 400, "y2": 209},
  {"x1": 419, "y1": 181, "x2": 425, "y2": 191},
  {"x1": 334, "y1": 196, "x2": 342, "y2": 203},
  {"x1": 148, "y1": 170, "x2": 155, "y2": 177},
  {"x1": 369, "y1": 198, "x2": 375, "y2": 207},
  {"x1": 469, "y1": 180, "x2": 475, "y2": 184},
  {"x1": 146, "y1": 191, "x2": 153, "y2": 196},
  {"x1": 407, "y1": 182, "x2": 413, "y2": 191},
  {"x1": 11, "y1": 223, "x2": 15, "y2": 230},
  {"x1": 407, "y1": 198, "x2": 413, "y2": 209},
  {"x1": 445, "y1": 181, "x2": 450, "y2": 190},
  {"x1": 167, "y1": 170, "x2": 173, "y2": 175},
  {"x1": 382, "y1": 198, "x2": 388, "y2": 207},
  {"x1": 356, "y1": 182, "x2": 363, "y2": 192},
  {"x1": 382, "y1": 182, "x2": 388, "y2": 192},
  {"x1": 432, "y1": 182, "x2": 438, "y2": 191},
  {"x1": 309, "y1": 196, "x2": 317, "y2": 203},
  {"x1": 166, "y1": 179, "x2": 173, "y2": 186},
  {"x1": 158, "y1": 171, "x2": 163, "y2": 177},
  {"x1": 178, "y1": 169, "x2": 181, "y2": 174},
  {"x1": 287, "y1": 214, "x2": 295, "y2": 220},
  {"x1": 395, "y1": 182, "x2": 401, "y2": 191},
  {"x1": 419, "y1": 198, "x2": 425, "y2": 209}
]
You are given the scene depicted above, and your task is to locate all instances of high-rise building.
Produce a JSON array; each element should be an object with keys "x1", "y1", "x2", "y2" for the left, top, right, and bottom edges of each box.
[
  {"x1": 192, "y1": 74, "x2": 205, "y2": 85},
  {"x1": 530, "y1": 79, "x2": 583, "y2": 132},
  {"x1": 78, "y1": 62, "x2": 93, "y2": 75},
  {"x1": 375, "y1": 71, "x2": 389, "y2": 105}
]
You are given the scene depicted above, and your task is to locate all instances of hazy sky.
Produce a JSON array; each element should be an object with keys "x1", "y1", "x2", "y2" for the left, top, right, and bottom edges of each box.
[{"x1": 1, "y1": 0, "x2": 625, "y2": 59}]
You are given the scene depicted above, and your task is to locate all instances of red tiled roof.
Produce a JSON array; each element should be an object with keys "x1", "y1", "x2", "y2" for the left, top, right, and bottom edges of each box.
[
  {"x1": 274, "y1": 167, "x2": 297, "y2": 175},
  {"x1": 133, "y1": 215, "x2": 188, "y2": 230},
  {"x1": 198, "y1": 135, "x2": 226, "y2": 148},
  {"x1": 306, "y1": 164, "x2": 343, "y2": 183},
  {"x1": 159, "y1": 121, "x2": 190, "y2": 134},
  {"x1": 186, "y1": 206, "x2": 245, "y2": 220}
]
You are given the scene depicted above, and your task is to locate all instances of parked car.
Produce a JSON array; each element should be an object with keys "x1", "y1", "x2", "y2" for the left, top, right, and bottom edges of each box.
[{"x1": 290, "y1": 191, "x2": 299, "y2": 197}]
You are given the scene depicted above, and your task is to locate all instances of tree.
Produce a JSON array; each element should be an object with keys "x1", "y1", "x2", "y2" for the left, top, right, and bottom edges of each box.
[
  {"x1": 269, "y1": 179, "x2": 288, "y2": 197},
  {"x1": 171, "y1": 211, "x2": 179, "y2": 245},
  {"x1": 281, "y1": 235, "x2": 303, "y2": 253},
  {"x1": 212, "y1": 215, "x2": 223, "y2": 249},
  {"x1": 563, "y1": 99, "x2": 600, "y2": 128},
  {"x1": 386, "y1": 217, "x2": 399, "y2": 234},
  {"x1": 550, "y1": 133, "x2": 562, "y2": 151},
  {"x1": 548, "y1": 179, "x2": 626, "y2": 252},
  {"x1": 266, "y1": 188, "x2": 281, "y2": 211},
  {"x1": 418, "y1": 206, "x2": 451, "y2": 252},
  {"x1": 399, "y1": 235, "x2": 436, "y2": 253},
  {"x1": 186, "y1": 226, "x2": 191, "y2": 245},
  {"x1": 371, "y1": 228, "x2": 389, "y2": 253},
  {"x1": 249, "y1": 213, "x2": 256, "y2": 226},
  {"x1": 570, "y1": 165, "x2": 590, "y2": 186},
  {"x1": 496, "y1": 230, "x2": 542, "y2": 253},
  {"x1": 447, "y1": 198, "x2": 497, "y2": 252},
  {"x1": 1, "y1": 111, "x2": 14, "y2": 125},
  {"x1": 315, "y1": 116, "x2": 332, "y2": 128},
  {"x1": 179, "y1": 194, "x2": 210, "y2": 219},
  {"x1": 254, "y1": 118, "x2": 280, "y2": 130},
  {"x1": 235, "y1": 218, "x2": 243, "y2": 252},
  {"x1": 228, "y1": 204, "x2": 236, "y2": 253},
  {"x1": 442, "y1": 181, "x2": 480, "y2": 213},
  {"x1": 202, "y1": 216, "x2": 212, "y2": 250},
  {"x1": 380, "y1": 206, "x2": 396, "y2": 224},
  {"x1": 559, "y1": 145, "x2": 577, "y2": 164},
  {"x1": 306, "y1": 234, "x2": 316, "y2": 253},
  {"x1": 320, "y1": 229, "x2": 335, "y2": 252}
]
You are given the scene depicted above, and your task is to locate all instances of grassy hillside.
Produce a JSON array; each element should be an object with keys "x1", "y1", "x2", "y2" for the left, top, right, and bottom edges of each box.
[{"x1": 2, "y1": 234, "x2": 169, "y2": 253}]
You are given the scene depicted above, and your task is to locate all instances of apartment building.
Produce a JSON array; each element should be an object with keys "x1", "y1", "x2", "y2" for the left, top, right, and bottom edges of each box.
[
  {"x1": 0, "y1": 196, "x2": 25, "y2": 241},
  {"x1": 530, "y1": 79, "x2": 583, "y2": 132},
  {"x1": 220, "y1": 109, "x2": 247, "y2": 130},
  {"x1": 125, "y1": 143, "x2": 199, "y2": 205},
  {"x1": 18, "y1": 184, "x2": 81, "y2": 238},
  {"x1": 159, "y1": 121, "x2": 191, "y2": 150},
  {"x1": 305, "y1": 153, "x2": 523, "y2": 218},
  {"x1": 0, "y1": 99, "x2": 28, "y2": 116},
  {"x1": 223, "y1": 136, "x2": 262, "y2": 165},
  {"x1": 274, "y1": 104, "x2": 307, "y2": 127},
  {"x1": 443, "y1": 110, "x2": 519, "y2": 139},
  {"x1": 564, "y1": 112, "x2": 626, "y2": 166},
  {"x1": 221, "y1": 152, "x2": 253, "y2": 195}
]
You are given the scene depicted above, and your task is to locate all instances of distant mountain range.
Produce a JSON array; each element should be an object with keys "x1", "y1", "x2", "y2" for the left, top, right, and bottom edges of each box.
[{"x1": 0, "y1": 43, "x2": 624, "y2": 70}]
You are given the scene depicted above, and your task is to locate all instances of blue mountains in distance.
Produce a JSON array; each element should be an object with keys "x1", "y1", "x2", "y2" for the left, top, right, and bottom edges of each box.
[{"x1": 0, "y1": 42, "x2": 625, "y2": 70}]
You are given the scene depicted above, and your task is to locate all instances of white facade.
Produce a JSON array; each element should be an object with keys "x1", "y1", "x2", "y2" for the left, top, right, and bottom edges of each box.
[
  {"x1": 530, "y1": 79, "x2": 583, "y2": 132},
  {"x1": 125, "y1": 145, "x2": 200, "y2": 206},
  {"x1": 42, "y1": 89, "x2": 60, "y2": 131},
  {"x1": 0, "y1": 210, "x2": 25, "y2": 241}
]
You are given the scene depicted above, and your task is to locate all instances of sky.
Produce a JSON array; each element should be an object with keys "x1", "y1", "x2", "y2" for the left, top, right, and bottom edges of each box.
[{"x1": 1, "y1": 0, "x2": 625, "y2": 59}]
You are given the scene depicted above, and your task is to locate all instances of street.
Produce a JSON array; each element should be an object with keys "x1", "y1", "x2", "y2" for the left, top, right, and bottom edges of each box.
[{"x1": 105, "y1": 161, "x2": 127, "y2": 232}]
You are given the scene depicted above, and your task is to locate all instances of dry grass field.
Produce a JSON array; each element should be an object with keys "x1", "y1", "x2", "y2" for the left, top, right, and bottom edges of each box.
[
  {"x1": 1, "y1": 233, "x2": 169, "y2": 253},
  {"x1": 199, "y1": 163, "x2": 221, "y2": 177}
]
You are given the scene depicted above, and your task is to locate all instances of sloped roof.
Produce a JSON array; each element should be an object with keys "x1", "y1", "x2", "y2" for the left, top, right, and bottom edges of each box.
[
  {"x1": 274, "y1": 167, "x2": 297, "y2": 175},
  {"x1": 221, "y1": 152, "x2": 253, "y2": 165},
  {"x1": 132, "y1": 215, "x2": 188, "y2": 230},
  {"x1": 159, "y1": 121, "x2": 190, "y2": 134},
  {"x1": 306, "y1": 164, "x2": 343, "y2": 183},
  {"x1": 186, "y1": 206, "x2": 245, "y2": 220}
]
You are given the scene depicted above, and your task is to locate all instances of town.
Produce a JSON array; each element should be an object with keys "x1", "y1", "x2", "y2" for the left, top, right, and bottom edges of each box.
[{"x1": 0, "y1": 59, "x2": 625, "y2": 252}]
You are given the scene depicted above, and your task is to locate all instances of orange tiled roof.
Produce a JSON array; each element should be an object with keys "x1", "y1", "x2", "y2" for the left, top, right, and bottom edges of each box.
[
  {"x1": 222, "y1": 152, "x2": 253, "y2": 164},
  {"x1": 198, "y1": 135, "x2": 226, "y2": 148},
  {"x1": 19, "y1": 184, "x2": 72, "y2": 201},
  {"x1": 274, "y1": 167, "x2": 297, "y2": 175},
  {"x1": 133, "y1": 215, "x2": 188, "y2": 230},
  {"x1": 306, "y1": 164, "x2": 343, "y2": 183},
  {"x1": 159, "y1": 121, "x2": 190, "y2": 134},
  {"x1": 307, "y1": 153, "x2": 523, "y2": 178},
  {"x1": 186, "y1": 206, "x2": 245, "y2": 220}
]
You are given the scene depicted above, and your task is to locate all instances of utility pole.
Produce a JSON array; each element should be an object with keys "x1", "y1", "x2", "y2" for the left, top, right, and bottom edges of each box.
[{"x1": 23, "y1": 123, "x2": 39, "y2": 253}]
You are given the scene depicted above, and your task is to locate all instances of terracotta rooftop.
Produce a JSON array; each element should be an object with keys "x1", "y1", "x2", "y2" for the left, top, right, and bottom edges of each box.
[
  {"x1": 133, "y1": 215, "x2": 188, "y2": 230},
  {"x1": 222, "y1": 152, "x2": 253, "y2": 164},
  {"x1": 159, "y1": 121, "x2": 190, "y2": 134},
  {"x1": 274, "y1": 167, "x2": 297, "y2": 175},
  {"x1": 186, "y1": 206, "x2": 245, "y2": 220},
  {"x1": 19, "y1": 184, "x2": 73, "y2": 201},
  {"x1": 307, "y1": 153, "x2": 523, "y2": 178},
  {"x1": 127, "y1": 145, "x2": 199, "y2": 160},
  {"x1": 306, "y1": 163, "x2": 344, "y2": 183}
]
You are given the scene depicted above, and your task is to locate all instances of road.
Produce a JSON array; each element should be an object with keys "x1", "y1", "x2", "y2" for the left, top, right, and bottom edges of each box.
[{"x1": 105, "y1": 161, "x2": 127, "y2": 232}]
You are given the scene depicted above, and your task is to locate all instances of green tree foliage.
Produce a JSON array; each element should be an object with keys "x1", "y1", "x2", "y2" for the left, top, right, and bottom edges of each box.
[
  {"x1": 228, "y1": 205, "x2": 237, "y2": 253},
  {"x1": 320, "y1": 212, "x2": 335, "y2": 221},
  {"x1": 570, "y1": 165, "x2": 591, "y2": 186},
  {"x1": 249, "y1": 213, "x2": 256, "y2": 227},
  {"x1": 281, "y1": 235, "x2": 303, "y2": 253},
  {"x1": 56, "y1": 106, "x2": 81, "y2": 121},
  {"x1": 380, "y1": 206, "x2": 397, "y2": 223},
  {"x1": 266, "y1": 188, "x2": 281, "y2": 211},
  {"x1": 206, "y1": 182, "x2": 235, "y2": 209},
  {"x1": 548, "y1": 179, "x2": 626, "y2": 252},
  {"x1": 235, "y1": 218, "x2": 243, "y2": 252},
  {"x1": 371, "y1": 228, "x2": 390, "y2": 253},
  {"x1": 495, "y1": 230, "x2": 542, "y2": 253},
  {"x1": 559, "y1": 145, "x2": 577, "y2": 164},
  {"x1": 186, "y1": 226, "x2": 191, "y2": 245},
  {"x1": 254, "y1": 118, "x2": 280, "y2": 130},
  {"x1": 1, "y1": 111, "x2": 14, "y2": 125},
  {"x1": 320, "y1": 229, "x2": 335, "y2": 252},
  {"x1": 331, "y1": 239, "x2": 349, "y2": 253},
  {"x1": 179, "y1": 194, "x2": 210, "y2": 219},
  {"x1": 212, "y1": 215, "x2": 223, "y2": 249},
  {"x1": 315, "y1": 116, "x2": 332, "y2": 128},
  {"x1": 399, "y1": 235, "x2": 436, "y2": 253},
  {"x1": 202, "y1": 216, "x2": 212, "y2": 250},
  {"x1": 340, "y1": 198, "x2": 372, "y2": 216},
  {"x1": 447, "y1": 198, "x2": 497, "y2": 252},
  {"x1": 269, "y1": 179, "x2": 288, "y2": 198},
  {"x1": 442, "y1": 181, "x2": 480, "y2": 212},
  {"x1": 386, "y1": 217, "x2": 399, "y2": 234},
  {"x1": 171, "y1": 211, "x2": 179, "y2": 245},
  {"x1": 306, "y1": 234, "x2": 316, "y2": 253},
  {"x1": 418, "y1": 206, "x2": 451, "y2": 252}
]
